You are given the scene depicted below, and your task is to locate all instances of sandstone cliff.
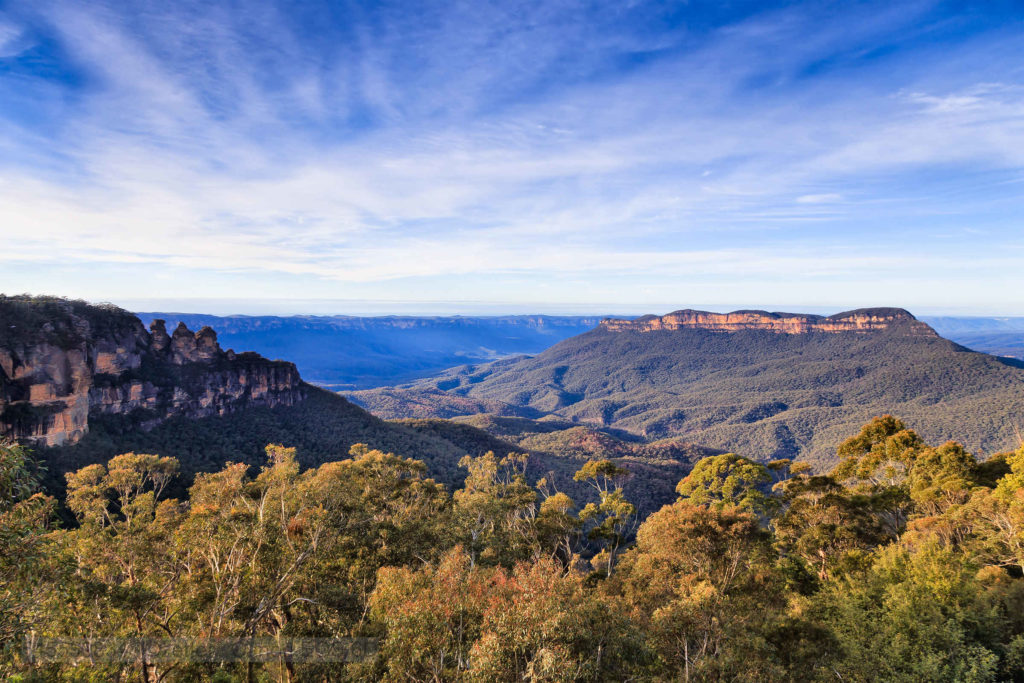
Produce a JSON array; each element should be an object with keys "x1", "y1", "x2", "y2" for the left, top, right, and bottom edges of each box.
[
  {"x1": 0, "y1": 296, "x2": 306, "y2": 446},
  {"x1": 600, "y1": 307, "x2": 939, "y2": 336}
]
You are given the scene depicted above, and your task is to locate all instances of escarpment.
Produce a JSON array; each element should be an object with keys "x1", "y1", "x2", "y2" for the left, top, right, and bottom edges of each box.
[
  {"x1": 0, "y1": 296, "x2": 305, "y2": 446},
  {"x1": 600, "y1": 307, "x2": 939, "y2": 336}
]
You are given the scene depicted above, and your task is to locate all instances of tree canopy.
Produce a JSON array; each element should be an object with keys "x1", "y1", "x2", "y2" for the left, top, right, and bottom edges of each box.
[{"x1": 4, "y1": 417, "x2": 1024, "y2": 681}]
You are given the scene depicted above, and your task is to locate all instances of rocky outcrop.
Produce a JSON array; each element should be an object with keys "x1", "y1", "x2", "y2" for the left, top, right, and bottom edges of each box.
[
  {"x1": 0, "y1": 296, "x2": 306, "y2": 446},
  {"x1": 600, "y1": 307, "x2": 939, "y2": 336}
]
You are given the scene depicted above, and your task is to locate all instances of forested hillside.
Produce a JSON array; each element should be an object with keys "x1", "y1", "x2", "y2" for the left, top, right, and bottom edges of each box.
[{"x1": 351, "y1": 309, "x2": 1024, "y2": 468}]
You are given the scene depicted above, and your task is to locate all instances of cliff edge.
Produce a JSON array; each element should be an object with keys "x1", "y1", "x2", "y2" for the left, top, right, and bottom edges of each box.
[
  {"x1": 600, "y1": 307, "x2": 939, "y2": 336},
  {"x1": 0, "y1": 296, "x2": 306, "y2": 446}
]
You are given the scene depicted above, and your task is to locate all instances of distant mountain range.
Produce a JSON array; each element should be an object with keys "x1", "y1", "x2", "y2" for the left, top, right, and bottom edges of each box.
[
  {"x1": 922, "y1": 316, "x2": 1024, "y2": 360},
  {"x1": 349, "y1": 308, "x2": 1024, "y2": 468},
  {"x1": 129, "y1": 313, "x2": 1024, "y2": 394},
  {"x1": 922, "y1": 316, "x2": 1024, "y2": 334},
  {"x1": 135, "y1": 313, "x2": 605, "y2": 389}
]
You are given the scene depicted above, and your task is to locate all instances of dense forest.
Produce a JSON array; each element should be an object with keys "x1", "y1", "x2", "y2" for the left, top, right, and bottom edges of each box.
[{"x1": 3, "y1": 416, "x2": 1024, "y2": 681}]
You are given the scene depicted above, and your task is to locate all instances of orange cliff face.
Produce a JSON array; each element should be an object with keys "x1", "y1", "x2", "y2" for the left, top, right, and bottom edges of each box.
[
  {"x1": 0, "y1": 298, "x2": 306, "y2": 447},
  {"x1": 600, "y1": 308, "x2": 940, "y2": 336}
]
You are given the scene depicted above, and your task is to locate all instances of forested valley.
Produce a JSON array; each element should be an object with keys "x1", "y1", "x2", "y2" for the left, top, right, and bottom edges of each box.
[{"x1": 4, "y1": 416, "x2": 1024, "y2": 681}]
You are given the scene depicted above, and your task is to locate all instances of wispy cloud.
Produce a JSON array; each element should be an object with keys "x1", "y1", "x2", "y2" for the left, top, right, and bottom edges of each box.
[
  {"x1": 795, "y1": 194, "x2": 843, "y2": 204},
  {"x1": 0, "y1": 20, "x2": 23, "y2": 57},
  {"x1": 1, "y1": 0, "x2": 1023, "y2": 312}
]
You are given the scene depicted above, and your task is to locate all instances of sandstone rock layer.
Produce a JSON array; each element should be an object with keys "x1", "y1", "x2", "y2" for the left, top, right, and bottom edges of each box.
[
  {"x1": 0, "y1": 297, "x2": 305, "y2": 446},
  {"x1": 600, "y1": 307, "x2": 939, "y2": 336}
]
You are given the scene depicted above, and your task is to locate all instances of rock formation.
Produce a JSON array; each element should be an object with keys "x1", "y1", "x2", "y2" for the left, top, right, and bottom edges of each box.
[
  {"x1": 600, "y1": 307, "x2": 939, "y2": 336},
  {"x1": 0, "y1": 296, "x2": 306, "y2": 446}
]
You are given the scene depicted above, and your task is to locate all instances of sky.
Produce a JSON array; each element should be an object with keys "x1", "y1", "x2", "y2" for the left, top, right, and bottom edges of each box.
[{"x1": 1, "y1": 0, "x2": 1023, "y2": 315}]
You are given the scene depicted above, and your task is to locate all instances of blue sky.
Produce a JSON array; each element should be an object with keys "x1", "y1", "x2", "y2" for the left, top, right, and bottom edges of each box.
[{"x1": 1, "y1": 0, "x2": 1023, "y2": 315}]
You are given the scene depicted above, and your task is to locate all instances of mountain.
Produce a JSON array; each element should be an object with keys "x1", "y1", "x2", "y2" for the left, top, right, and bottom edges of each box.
[
  {"x1": 134, "y1": 312, "x2": 604, "y2": 389},
  {"x1": 349, "y1": 307, "x2": 1024, "y2": 468},
  {"x1": 922, "y1": 316, "x2": 1024, "y2": 360}
]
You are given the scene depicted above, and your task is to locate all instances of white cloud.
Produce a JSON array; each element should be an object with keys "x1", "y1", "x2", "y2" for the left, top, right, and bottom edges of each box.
[
  {"x1": 0, "y1": 19, "x2": 26, "y2": 57},
  {"x1": 1, "y1": 0, "x2": 1023, "y2": 309}
]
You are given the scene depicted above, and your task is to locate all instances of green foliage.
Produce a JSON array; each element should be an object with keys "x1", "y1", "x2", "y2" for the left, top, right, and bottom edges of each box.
[
  {"x1": 0, "y1": 442, "x2": 56, "y2": 671},
  {"x1": 448, "y1": 416, "x2": 712, "y2": 517},
  {"x1": 467, "y1": 557, "x2": 642, "y2": 682},
  {"x1": 675, "y1": 452, "x2": 774, "y2": 516},
  {"x1": 39, "y1": 388, "x2": 501, "y2": 500},
  {"x1": 0, "y1": 441, "x2": 42, "y2": 506},
  {"x1": 907, "y1": 441, "x2": 980, "y2": 514},
  {"x1": 572, "y1": 459, "x2": 630, "y2": 490},
  {"x1": 535, "y1": 490, "x2": 581, "y2": 565},
  {"x1": 574, "y1": 460, "x2": 635, "y2": 576},
  {"x1": 454, "y1": 452, "x2": 538, "y2": 567},
  {"x1": 611, "y1": 501, "x2": 786, "y2": 681},
  {"x1": 995, "y1": 446, "x2": 1024, "y2": 501},
  {"x1": 833, "y1": 414, "x2": 925, "y2": 484},
  {"x1": 7, "y1": 416, "x2": 1024, "y2": 680},
  {"x1": 370, "y1": 547, "x2": 490, "y2": 680},
  {"x1": 814, "y1": 543, "x2": 1013, "y2": 682},
  {"x1": 371, "y1": 548, "x2": 641, "y2": 682},
  {"x1": 773, "y1": 473, "x2": 886, "y2": 579},
  {"x1": 40, "y1": 385, "x2": 691, "y2": 521}
]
